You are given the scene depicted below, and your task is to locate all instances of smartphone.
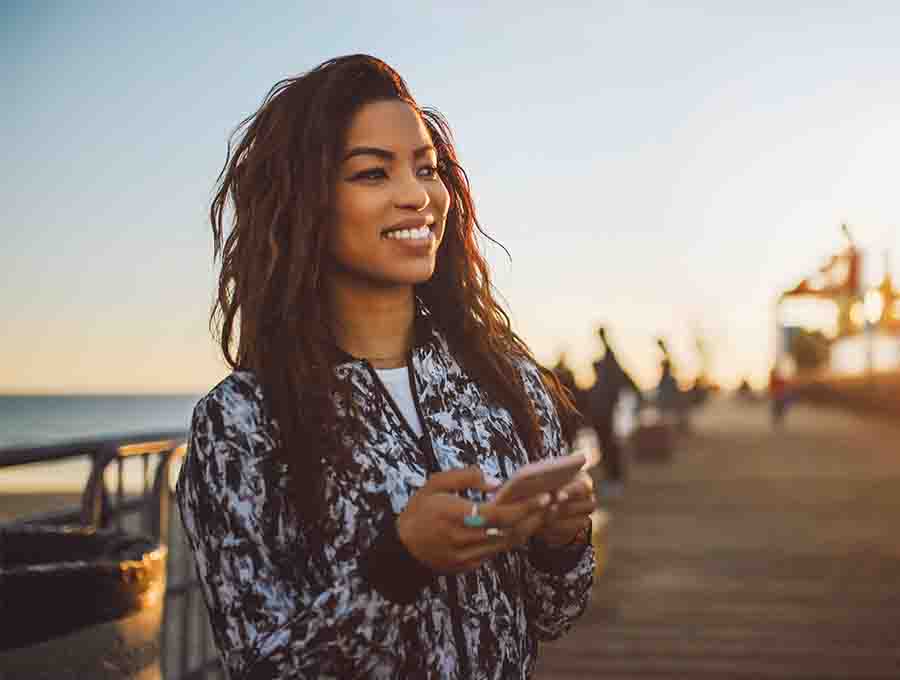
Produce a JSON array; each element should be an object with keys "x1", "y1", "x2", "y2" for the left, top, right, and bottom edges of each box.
[{"x1": 491, "y1": 451, "x2": 589, "y2": 505}]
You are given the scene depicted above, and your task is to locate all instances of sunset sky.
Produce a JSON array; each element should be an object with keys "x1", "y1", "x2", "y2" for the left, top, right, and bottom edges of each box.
[{"x1": 3, "y1": 2, "x2": 899, "y2": 394}]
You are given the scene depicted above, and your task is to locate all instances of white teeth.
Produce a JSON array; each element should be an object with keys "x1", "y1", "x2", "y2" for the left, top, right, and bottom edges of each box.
[{"x1": 385, "y1": 226, "x2": 431, "y2": 240}]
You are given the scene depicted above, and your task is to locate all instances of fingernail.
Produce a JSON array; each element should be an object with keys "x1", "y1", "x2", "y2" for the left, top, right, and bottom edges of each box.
[
  {"x1": 539, "y1": 493, "x2": 552, "y2": 507},
  {"x1": 484, "y1": 475, "x2": 502, "y2": 488},
  {"x1": 557, "y1": 491, "x2": 569, "y2": 503}
]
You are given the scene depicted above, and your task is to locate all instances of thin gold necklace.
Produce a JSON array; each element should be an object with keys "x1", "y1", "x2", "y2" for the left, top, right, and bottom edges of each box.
[{"x1": 366, "y1": 351, "x2": 408, "y2": 362}]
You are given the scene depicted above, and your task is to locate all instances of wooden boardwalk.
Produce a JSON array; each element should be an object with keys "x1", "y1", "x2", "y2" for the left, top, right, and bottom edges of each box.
[{"x1": 535, "y1": 397, "x2": 900, "y2": 679}]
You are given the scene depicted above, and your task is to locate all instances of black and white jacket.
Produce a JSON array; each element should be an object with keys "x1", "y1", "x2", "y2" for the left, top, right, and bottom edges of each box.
[{"x1": 176, "y1": 312, "x2": 594, "y2": 679}]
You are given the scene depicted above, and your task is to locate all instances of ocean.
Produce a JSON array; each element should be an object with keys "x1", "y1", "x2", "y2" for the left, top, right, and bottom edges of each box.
[
  {"x1": 1, "y1": 394, "x2": 201, "y2": 492},
  {"x1": 1, "y1": 389, "x2": 620, "y2": 493}
]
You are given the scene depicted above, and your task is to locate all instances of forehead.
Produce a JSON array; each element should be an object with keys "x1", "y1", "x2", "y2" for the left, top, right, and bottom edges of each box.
[{"x1": 343, "y1": 99, "x2": 433, "y2": 150}]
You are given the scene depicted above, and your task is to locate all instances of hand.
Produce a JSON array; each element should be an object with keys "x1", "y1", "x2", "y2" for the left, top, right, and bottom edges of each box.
[
  {"x1": 533, "y1": 471, "x2": 595, "y2": 548},
  {"x1": 397, "y1": 466, "x2": 553, "y2": 574}
]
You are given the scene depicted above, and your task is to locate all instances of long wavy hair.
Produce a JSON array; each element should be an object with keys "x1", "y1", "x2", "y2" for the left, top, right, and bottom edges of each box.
[{"x1": 210, "y1": 54, "x2": 579, "y2": 519}]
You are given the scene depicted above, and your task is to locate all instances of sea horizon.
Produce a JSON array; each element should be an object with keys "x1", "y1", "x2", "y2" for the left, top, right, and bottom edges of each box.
[
  {"x1": 0, "y1": 390, "x2": 205, "y2": 397},
  {"x1": 1, "y1": 394, "x2": 200, "y2": 493}
]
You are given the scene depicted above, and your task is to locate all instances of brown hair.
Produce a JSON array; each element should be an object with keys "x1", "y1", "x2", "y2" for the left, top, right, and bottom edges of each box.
[{"x1": 210, "y1": 54, "x2": 578, "y2": 519}]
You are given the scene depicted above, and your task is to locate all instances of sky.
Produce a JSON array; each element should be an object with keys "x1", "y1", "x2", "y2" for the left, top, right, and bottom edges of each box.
[{"x1": 3, "y1": 1, "x2": 899, "y2": 394}]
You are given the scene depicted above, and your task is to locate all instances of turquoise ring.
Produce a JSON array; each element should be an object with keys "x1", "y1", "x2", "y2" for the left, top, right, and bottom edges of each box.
[{"x1": 463, "y1": 502, "x2": 486, "y2": 528}]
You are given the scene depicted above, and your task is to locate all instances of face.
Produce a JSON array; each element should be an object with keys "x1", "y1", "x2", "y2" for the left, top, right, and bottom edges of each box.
[{"x1": 329, "y1": 99, "x2": 450, "y2": 291}]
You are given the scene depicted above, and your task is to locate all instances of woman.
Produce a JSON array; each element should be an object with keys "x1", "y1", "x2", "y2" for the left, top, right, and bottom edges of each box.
[{"x1": 176, "y1": 54, "x2": 595, "y2": 679}]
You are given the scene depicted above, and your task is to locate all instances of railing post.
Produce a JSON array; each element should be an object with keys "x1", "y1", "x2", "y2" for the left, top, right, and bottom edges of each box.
[
  {"x1": 80, "y1": 444, "x2": 118, "y2": 529},
  {"x1": 150, "y1": 444, "x2": 186, "y2": 545}
]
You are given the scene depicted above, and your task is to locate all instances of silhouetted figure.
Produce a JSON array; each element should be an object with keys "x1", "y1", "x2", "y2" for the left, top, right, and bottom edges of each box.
[
  {"x1": 588, "y1": 327, "x2": 640, "y2": 494},
  {"x1": 552, "y1": 352, "x2": 580, "y2": 446},
  {"x1": 769, "y1": 368, "x2": 790, "y2": 428},
  {"x1": 552, "y1": 352, "x2": 577, "y2": 399},
  {"x1": 687, "y1": 378, "x2": 710, "y2": 408},
  {"x1": 656, "y1": 339, "x2": 686, "y2": 430}
]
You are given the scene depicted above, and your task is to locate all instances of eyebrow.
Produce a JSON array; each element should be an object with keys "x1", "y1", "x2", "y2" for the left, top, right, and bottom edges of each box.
[{"x1": 342, "y1": 144, "x2": 436, "y2": 162}]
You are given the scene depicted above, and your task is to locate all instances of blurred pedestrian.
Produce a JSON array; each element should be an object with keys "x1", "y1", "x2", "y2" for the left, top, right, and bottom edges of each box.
[
  {"x1": 769, "y1": 367, "x2": 790, "y2": 428},
  {"x1": 175, "y1": 54, "x2": 594, "y2": 679},
  {"x1": 588, "y1": 327, "x2": 640, "y2": 496},
  {"x1": 552, "y1": 351, "x2": 581, "y2": 446},
  {"x1": 737, "y1": 378, "x2": 754, "y2": 401},
  {"x1": 656, "y1": 338, "x2": 686, "y2": 431}
]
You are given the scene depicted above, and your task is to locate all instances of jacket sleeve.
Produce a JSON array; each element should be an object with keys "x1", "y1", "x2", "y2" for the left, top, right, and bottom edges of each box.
[
  {"x1": 516, "y1": 362, "x2": 596, "y2": 641},
  {"x1": 175, "y1": 391, "x2": 433, "y2": 680},
  {"x1": 523, "y1": 527, "x2": 595, "y2": 641}
]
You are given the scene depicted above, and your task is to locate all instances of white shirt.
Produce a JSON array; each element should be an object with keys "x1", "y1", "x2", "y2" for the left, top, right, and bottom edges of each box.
[{"x1": 375, "y1": 367, "x2": 424, "y2": 437}]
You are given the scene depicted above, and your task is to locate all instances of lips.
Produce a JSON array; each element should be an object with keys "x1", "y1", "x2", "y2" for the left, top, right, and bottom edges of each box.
[
  {"x1": 381, "y1": 218, "x2": 435, "y2": 241},
  {"x1": 381, "y1": 217, "x2": 434, "y2": 238},
  {"x1": 384, "y1": 225, "x2": 432, "y2": 241}
]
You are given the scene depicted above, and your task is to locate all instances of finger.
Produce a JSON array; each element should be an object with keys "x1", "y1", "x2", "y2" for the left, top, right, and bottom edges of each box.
[
  {"x1": 556, "y1": 482, "x2": 594, "y2": 505},
  {"x1": 557, "y1": 490, "x2": 597, "y2": 508},
  {"x1": 450, "y1": 503, "x2": 549, "y2": 548},
  {"x1": 545, "y1": 493, "x2": 594, "y2": 519},
  {"x1": 442, "y1": 495, "x2": 522, "y2": 547},
  {"x1": 456, "y1": 538, "x2": 519, "y2": 564},
  {"x1": 454, "y1": 517, "x2": 530, "y2": 548},
  {"x1": 543, "y1": 511, "x2": 593, "y2": 536},
  {"x1": 506, "y1": 512, "x2": 547, "y2": 545},
  {"x1": 425, "y1": 466, "x2": 501, "y2": 495},
  {"x1": 555, "y1": 473, "x2": 594, "y2": 503},
  {"x1": 450, "y1": 524, "x2": 512, "y2": 548},
  {"x1": 427, "y1": 494, "x2": 482, "y2": 533},
  {"x1": 549, "y1": 498, "x2": 596, "y2": 520},
  {"x1": 480, "y1": 492, "x2": 553, "y2": 528},
  {"x1": 542, "y1": 517, "x2": 590, "y2": 540}
]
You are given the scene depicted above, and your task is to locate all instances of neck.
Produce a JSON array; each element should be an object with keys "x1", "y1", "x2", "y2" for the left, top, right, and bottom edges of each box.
[{"x1": 327, "y1": 281, "x2": 415, "y2": 369}]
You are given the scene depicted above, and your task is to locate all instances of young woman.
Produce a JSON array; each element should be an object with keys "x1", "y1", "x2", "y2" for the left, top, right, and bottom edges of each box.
[{"x1": 176, "y1": 54, "x2": 596, "y2": 679}]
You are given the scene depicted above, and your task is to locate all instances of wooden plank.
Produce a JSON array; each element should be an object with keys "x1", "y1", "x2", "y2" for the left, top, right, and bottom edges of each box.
[{"x1": 535, "y1": 399, "x2": 900, "y2": 679}]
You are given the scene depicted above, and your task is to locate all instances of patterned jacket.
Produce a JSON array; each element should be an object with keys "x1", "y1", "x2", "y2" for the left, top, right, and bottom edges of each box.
[{"x1": 176, "y1": 313, "x2": 594, "y2": 679}]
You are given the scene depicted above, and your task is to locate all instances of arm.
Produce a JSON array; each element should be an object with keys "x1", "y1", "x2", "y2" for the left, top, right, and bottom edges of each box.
[
  {"x1": 175, "y1": 392, "x2": 431, "y2": 679},
  {"x1": 517, "y1": 363, "x2": 596, "y2": 640},
  {"x1": 622, "y1": 365, "x2": 641, "y2": 399},
  {"x1": 610, "y1": 352, "x2": 641, "y2": 398},
  {"x1": 525, "y1": 530, "x2": 595, "y2": 641}
]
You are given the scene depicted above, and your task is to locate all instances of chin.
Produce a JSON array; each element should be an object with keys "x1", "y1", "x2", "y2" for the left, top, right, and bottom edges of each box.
[
  {"x1": 338, "y1": 266, "x2": 436, "y2": 291},
  {"x1": 328, "y1": 256, "x2": 438, "y2": 289},
  {"x1": 386, "y1": 270, "x2": 436, "y2": 287},
  {"x1": 379, "y1": 261, "x2": 437, "y2": 286}
]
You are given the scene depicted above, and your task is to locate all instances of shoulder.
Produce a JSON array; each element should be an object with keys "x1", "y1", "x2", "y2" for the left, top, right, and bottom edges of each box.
[
  {"x1": 178, "y1": 371, "x2": 287, "y2": 515},
  {"x1": 512, "y1": 354, "x2": 545, "y2": 384},
  {"x1": 511, "y1": 355, "x2": 570, "y2": 458},
  {"x1": 513, "y1": 355, "x2": 555, "y2": 408},
  {"x1": 194, "y1": 370, "x2": 266, "y2": 423},
  {"x1": 188, "y1": 370, "x2": 278, "y2": 463}
]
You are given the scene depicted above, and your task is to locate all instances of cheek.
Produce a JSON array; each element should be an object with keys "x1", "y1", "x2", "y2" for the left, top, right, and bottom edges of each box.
[
  {"x1": 432, "y1": 181, "x2": 451, "y2": 221},
  {"x1": 335, "y1": 187, "x2": 369, "y2": 227},
  {"x1": 332, "y1": 188, "x2": 384, "y2": 244}
]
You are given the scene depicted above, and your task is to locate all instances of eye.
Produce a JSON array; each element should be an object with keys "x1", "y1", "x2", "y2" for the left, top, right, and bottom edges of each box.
[
  {"x1": 350, "y1": 168, "x2": 387, "y2": 181},
  {"x1": 417, "y1": 165, "x2": 440, "y2": 179}
]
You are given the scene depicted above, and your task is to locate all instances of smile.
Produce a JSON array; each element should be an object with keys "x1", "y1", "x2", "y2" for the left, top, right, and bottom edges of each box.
[{"x1": 382, "y1": 225, "x2": 432, "y2": 241}]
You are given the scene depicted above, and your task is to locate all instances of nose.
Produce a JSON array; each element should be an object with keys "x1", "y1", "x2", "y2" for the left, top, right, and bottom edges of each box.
[{"x1": 393, "y1": 170, "x2": 430, "y2": 212}]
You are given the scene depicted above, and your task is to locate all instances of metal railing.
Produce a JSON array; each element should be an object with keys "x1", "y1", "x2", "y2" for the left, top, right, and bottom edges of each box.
[{"x1": 1, "y1": 432, "x2": 224, "y2": 679}]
